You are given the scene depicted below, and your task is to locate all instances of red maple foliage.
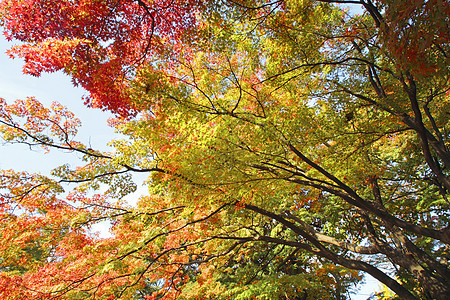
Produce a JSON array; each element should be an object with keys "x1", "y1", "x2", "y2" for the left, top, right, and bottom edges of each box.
[{"x1": 1, "y1": 0, "x2": 202, "y2": 116}]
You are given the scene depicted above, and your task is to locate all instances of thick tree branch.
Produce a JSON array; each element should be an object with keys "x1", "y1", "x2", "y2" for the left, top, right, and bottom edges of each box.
[{"x1": 244, "y1": 204, "x2": 416, "y2": 299}]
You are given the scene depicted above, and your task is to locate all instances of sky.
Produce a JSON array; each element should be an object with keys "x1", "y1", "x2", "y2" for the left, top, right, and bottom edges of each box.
[
  {"x1": 0, "y1": 31, "x2": 382, "y2": 299},
  {"x1": 0, "y1": 40, "x2": 116, "y2": 172}
]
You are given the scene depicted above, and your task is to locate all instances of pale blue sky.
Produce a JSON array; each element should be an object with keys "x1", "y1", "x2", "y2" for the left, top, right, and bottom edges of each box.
[{"x1": 0, "y1": 37, "x2": 116, "y2": 173}]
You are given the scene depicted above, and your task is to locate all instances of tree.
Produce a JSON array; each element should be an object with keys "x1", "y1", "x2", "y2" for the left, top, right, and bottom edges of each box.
[
  {"x1": 0, "y1": 0, "x2": 202, "y2": 115},
  {"x1": 1, "y1": 0, "x2": 449, "y2": 299}
]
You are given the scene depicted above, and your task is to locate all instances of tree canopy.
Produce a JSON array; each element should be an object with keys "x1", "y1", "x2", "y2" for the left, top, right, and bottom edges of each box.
[{"x1": 0, "y1": 0, "x2": 449, "y2": 299}]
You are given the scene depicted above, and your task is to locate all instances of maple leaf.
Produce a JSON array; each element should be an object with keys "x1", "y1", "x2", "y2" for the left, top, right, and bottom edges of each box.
[{"x1": 1, "y1": 1, "x2": 449, "y2": 299}]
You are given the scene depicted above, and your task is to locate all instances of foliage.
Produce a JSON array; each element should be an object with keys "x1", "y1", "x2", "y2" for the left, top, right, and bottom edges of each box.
[
  {"x1": 0, "y1": 0, "x2": 449, "y2": 299},
  {"x1": 0, "y1": 0, "x2": 202, "y2": 116}
]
